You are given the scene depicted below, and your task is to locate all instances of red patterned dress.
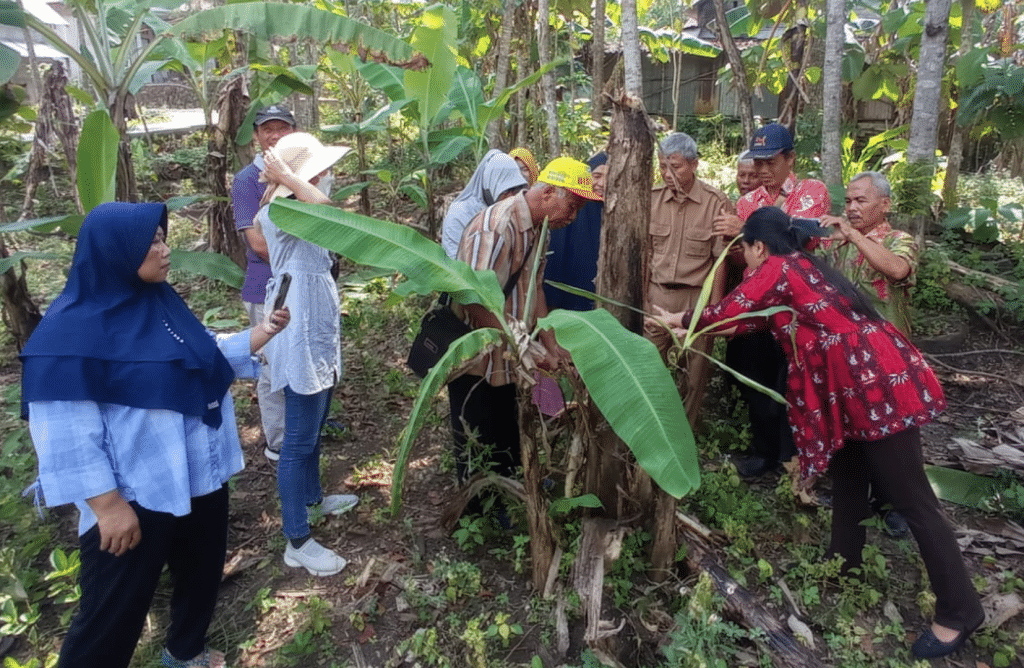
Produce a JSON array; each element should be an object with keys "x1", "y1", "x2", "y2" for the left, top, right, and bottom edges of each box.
[{"x1": 694, "y1": 253, "x2": 946, "y2": 478}]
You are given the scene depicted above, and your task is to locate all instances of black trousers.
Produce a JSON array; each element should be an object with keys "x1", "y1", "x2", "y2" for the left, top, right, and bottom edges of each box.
[
  {"x1": 828, "y1": 428, "x2": 983, "y2": 630},
  {"x1": 58, "y1": 485, "x2": 229, "y2": 668},
  {"x1": 448, "y1": 374, "x2": 521, "y2": 483},
  {"x1": 725, "y1": 330, "x2": 794, "y2": 464}
]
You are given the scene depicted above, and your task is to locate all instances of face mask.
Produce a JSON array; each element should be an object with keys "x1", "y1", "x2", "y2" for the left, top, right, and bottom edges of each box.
[{"x1": 316, "y1": 173, "x2": 334, "y2": 197}]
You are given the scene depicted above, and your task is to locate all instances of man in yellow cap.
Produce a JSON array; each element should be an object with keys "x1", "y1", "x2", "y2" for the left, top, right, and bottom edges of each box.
[{"x1": 450, "y1": 157, "x2": 601, "y2": 490}]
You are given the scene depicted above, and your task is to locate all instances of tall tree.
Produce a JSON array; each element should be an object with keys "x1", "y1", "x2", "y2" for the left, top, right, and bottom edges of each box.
[
  {"x1": 621, "y1": 0, "x2": 642, "y2": 96},
  {"x1": 591, "y1": 0, "x2": 606, "y2": 124},
  {"x1": 821, "y1": 0, "x2": 845, "y2": 186},
  {"x1": 486, "y1": 0, "x2": 518, "y2": 148},
  {"x1": 942, "y1": 0, "x2": 976, "y2": 208},
  {"x1": 905, "y1": 0, "x2": 954, "y2": 242},
  {"x1": 538, "y1": 0, "x2": 560, "y2": 155},
  {"x1": 713, "y1": 0, "x2": 755, "y2": 141}
]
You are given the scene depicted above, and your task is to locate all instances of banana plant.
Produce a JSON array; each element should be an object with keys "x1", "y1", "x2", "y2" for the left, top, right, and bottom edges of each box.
[{"x1": 265, "y1": 198, "x2": 703, "y2": 513}]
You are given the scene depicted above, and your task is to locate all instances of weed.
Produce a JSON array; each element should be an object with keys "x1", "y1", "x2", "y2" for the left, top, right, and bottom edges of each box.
[
  {"x1": 434, "y1": 559, "x2": 482, "y2": 603},
  {"x1": 395, "y1": 627, "x2": 450, "y2": 667},
  {"x1": 460, "y1": 615, "x2": 488, "y2": 668},
  {"x1": 485, "y1": 611, "x2": 523, "y2": 648},
  {"x1": 607, "y1": 529, "x2": 649, "y2": 607},
  {"x1": 452, "y1": 516, "x2": 486, "y2": 552},
  {"x1": 663, "y1": 573, "x2": 757, "y2": 668}
]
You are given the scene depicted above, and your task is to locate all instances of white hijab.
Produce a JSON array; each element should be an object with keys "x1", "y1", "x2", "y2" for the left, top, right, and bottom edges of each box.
[{"x1": 441, "y1": 149, "x2": 529, "y2": 259}]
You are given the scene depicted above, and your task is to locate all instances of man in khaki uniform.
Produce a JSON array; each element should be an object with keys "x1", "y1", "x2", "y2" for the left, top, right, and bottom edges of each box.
[{"x1": 646, "y1": 132, "x2": 730, "y2": 425}]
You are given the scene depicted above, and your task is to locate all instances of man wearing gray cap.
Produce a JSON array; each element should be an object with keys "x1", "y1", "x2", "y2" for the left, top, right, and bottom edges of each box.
[{"x1": 232, "y1": 104, "x2": 296, "y2": 461}]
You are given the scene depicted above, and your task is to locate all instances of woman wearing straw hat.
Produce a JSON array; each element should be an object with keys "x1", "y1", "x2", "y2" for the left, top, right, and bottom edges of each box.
[{"x1": 258, "y1": 132, "x2": 359, "y2": 576}]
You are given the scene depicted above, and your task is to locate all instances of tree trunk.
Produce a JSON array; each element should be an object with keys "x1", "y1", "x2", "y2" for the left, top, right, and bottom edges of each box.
[
  {"x1": 591, "y1": 0, "x2": 606, "y2": 124},
  {"x1": 820, "y1": 0, "x2": 845, "y2": 186},
  {"x1": 486, "y1": 1, "x2": 518, "y2": 149},
  {"x1": 621, "y1": 0, "x2": 642, "y2": 97},
  {"x1": 0, "y1": 234, "x2": 42, "y2": 350},
  {"x1": 207, "y1": 78, "x2": 247, "y2": 268},
  {"x1": 942, "y1": 0, "x2": 976, "y2": 208},
  {"x1": 519, "y1": 393, "x2": 558, "y2": 591},
  {"x1": 110, "y1": 92, "x2": 139, "y2": 204},
  {"x1": 905, "y1": 0, "x2": 953, "y2": 244},
  {"x1": 21, "y1": 62, "x2": 81, "y2": 218},
  {"x1": 776, "y1": 15, "x2": 810, "y2": 132},
  {"x1": 713, "y1": 0, "x2": 756, "y2": 140},
  {"x1": 537, "y1": 0, "x2": 560, "y2": 156}
]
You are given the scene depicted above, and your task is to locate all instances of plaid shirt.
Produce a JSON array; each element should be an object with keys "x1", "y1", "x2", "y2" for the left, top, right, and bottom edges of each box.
[
  {"x1": 27, "y1": 331, "x2": 260, "y2": 535},
  {"x1": 456, "y1": 192, "x2": 544, "y2": 386}
]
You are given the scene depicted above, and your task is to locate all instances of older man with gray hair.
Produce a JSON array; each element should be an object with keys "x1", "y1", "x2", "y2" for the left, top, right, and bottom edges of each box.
[
  {"x1": 646, "y1": 132, "x2": 730, "y2": 426},
  {"x1": 819, "y1": 171, "x2": 918, "y2": 335}
]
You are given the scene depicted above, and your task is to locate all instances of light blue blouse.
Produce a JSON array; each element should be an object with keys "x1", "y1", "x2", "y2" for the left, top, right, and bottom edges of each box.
[
  {"x1": 27, "y1": 331, "x2": 260, "y2": 536},
  {"x1": 257, "y1": 205, "x2": 342, "y2": 395}
]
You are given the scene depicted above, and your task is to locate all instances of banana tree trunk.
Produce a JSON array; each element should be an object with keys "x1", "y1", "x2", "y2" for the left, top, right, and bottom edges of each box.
[
  {"x1": 208, "y1": 78, "x2": 247, "y2": 268},
  {"x1": 0, "y1": 234, "x2": 42, "y2": 350}
]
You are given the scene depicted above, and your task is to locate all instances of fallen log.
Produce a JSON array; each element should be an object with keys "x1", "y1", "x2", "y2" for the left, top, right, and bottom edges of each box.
[{"x1": 677, "y1": 511, "x2": 823, "y2": 668}]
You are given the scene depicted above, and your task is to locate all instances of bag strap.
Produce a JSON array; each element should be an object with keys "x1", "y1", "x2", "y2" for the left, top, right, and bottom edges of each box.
[{"x1": 441, "y1": 237, "x2": 536, "y2": 306}]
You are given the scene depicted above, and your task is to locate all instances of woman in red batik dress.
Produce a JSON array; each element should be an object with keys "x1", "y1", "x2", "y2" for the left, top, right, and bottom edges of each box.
[{"x1": 651, "y1": 207, "x2": 984, "y2": 660}]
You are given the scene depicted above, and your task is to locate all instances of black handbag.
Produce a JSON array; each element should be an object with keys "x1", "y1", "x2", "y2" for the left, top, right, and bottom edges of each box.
[
  {"x1": 407, "y1": 242, "x2": 534, "y2": 378},
  {"x1": 406, "y1": 297, "x2": 472, "y2": 378}
]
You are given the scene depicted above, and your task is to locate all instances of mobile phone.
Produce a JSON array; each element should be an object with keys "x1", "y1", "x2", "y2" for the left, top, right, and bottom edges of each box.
[{"x1": 272, "y1": 273, "x2": 291, "y2": 311}]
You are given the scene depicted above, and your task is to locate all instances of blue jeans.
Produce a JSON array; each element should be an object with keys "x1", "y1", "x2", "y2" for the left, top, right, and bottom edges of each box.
[{"x1": 279, "y1": 385, "x2": 333, "y2": 539}]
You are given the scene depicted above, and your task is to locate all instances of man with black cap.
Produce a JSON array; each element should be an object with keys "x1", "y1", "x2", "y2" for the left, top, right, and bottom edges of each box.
[
  {"x1": 712, "y1": 123, "x2": 830, "y2": 478},
  {"x1": 231, "y1": 104, "x2": 297, "y2": 461}
]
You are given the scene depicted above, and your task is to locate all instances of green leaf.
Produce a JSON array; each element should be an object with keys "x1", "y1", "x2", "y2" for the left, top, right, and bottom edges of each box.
[
  {"x1": 164, "y1": 195, "x2": 207, "y2": 212},
  {"x1": 924, "y1": 466, "x2": 1007, "y2": 509},
  {"x1": 0, "y1": 42, "x2": 19, "y2": 84},
  {"x1": 169, "y1": 250, "x2": 244, "y2": 289},
  {"x1": 841, "y1": 44, "x2": 865, "y2": 82},
  {"x1": 549, "y1": 494, "x2": 603, "y2": 515},
  {"x1": 170, "y1": 3, "x2": 413, "y2": 62},
  {"x1": 391, "y1": 328, "x2": 504, "y2": 513},
  {"x1": 0, "y1": 251, "x2": 66, "y2": 275},
  {"x1": 804, "y1": 66, "x2": 822, "y2": 85},
  {"x1": 404, "y1": 4, "x2": 458, "y2": 130},
  {"x1": 538, "y1": 309, "x2": 700, "y2": 499},
  {"x1": 77, "y1": 110, "x2": 119, "y2": 213},
  {"x1": 0, "y1": 0, "x2": 25, "y2": 28},
  {"x1": 428, "y1": 136, "x2": 473, "y2": 166},
  {"x1": 266, "y1": 199, "x2": 505, "y2": 313},
  {"x1": 0, "y1": 214, "x2": 80, "y2": 234},
  {"x1": 356, "y1": 61, "x2": 407, "y2": 102}
]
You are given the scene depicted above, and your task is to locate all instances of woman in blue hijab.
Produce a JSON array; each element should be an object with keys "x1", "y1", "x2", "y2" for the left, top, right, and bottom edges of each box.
[
  {"x1": 543, "y1": 152, "x2": 608, "y2": 310},
  {"x1": 21, "y1": 202, "x2": 290, "y2": 668}
]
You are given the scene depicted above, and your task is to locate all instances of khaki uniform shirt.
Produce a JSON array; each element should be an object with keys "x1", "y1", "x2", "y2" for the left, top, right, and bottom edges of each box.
[
  {"x1": 456, "y1": 192, "x2": 544, "y2": 386},
  {"x1": 649, "y1": 179, "x2": 729, "y2": 287}
]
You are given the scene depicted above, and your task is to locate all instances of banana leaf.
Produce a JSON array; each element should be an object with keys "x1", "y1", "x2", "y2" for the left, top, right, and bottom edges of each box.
[
  {"x1": 390, "y1": 327, "x2": 503, "y2": 513},
  {"x1": 170, "y1": 3, "x2": 413, "y2": 63},
  {"x1": 924, "y1": 465, "x2": 1009, "y2": 509},
  {"x1": 170, "y1": 250, "x2": 244, "y2": 289},
  {"x1": 266, "y1": 199, "x2": 506, "y2": 314},
  {"x1": 0, "y1": 251, "x2": 66, "y2": 275},
  {"x1": 77, "y1": 110, "x2": 118, "y2": 214},
  {"x1": 538, "y1": 308, "x2": 700, "y2": 499},
  {"x1": 404, "y1": 4, "x2": 458, "y2": 128}
]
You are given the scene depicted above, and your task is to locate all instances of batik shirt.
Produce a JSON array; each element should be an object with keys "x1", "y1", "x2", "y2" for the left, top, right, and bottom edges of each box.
[
  {"x1": 694, "y1": 253, "x2": 945, "y2": 478},
  {"x1": 815, "y1": 222, "x2": 917, "y2": 335},
  {"x1": 737, "y1": 173, "x2": 830, "y2": 221}
]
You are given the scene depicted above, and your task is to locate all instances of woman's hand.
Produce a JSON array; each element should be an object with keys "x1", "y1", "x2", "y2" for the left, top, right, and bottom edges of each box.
[
  {"x1": 250, "y1": 307, "x2": 290, "y2": 353},
  {"x1": 86, "y1": 490, "x2": 140, "y2": 557},
  {"x1": 262, "y1": 306, "x2": 290, "y2": 336},
  {"x1": 261, "y1": 146, "x2": 296, "y2": 185}
]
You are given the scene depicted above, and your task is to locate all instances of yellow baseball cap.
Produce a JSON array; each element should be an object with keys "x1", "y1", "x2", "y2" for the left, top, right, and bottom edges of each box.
[{"x1": 537, "y1": 157, "x2": 602, "y2": 201}]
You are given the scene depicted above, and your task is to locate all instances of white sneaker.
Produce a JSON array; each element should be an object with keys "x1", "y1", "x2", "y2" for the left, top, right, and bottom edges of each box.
[
  {"x1": 284, "y1": 538, "x2": 347, "y2": 576},
  {"x1": 308, "y1": 494, "x2": 359, "y2": 522},
  {"x1": 264, "y1": 445, "x2": 280, "y2": 462}
]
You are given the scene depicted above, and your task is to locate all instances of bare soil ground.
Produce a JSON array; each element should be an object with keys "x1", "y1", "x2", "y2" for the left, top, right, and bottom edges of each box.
[{"x1": 6, "y1": 284, "x2": 1024, "y2": 668}]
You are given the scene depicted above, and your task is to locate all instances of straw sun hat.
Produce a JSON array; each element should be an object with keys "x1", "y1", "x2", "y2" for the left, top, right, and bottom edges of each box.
[{"x1": 261, "y1": 132, "x2": 352, "y2": 204}]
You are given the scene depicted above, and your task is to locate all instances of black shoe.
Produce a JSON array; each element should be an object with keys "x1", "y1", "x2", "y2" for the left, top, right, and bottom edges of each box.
[
  {"x1": 882, "y1": 510, "x2": 909, "y2": 538},
  {"x1": 733, "y1": 455, "x2": 772, "y2": 478},
  {"x1": 911, "y1": 620, "x2": 982, "y2": 659}
]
